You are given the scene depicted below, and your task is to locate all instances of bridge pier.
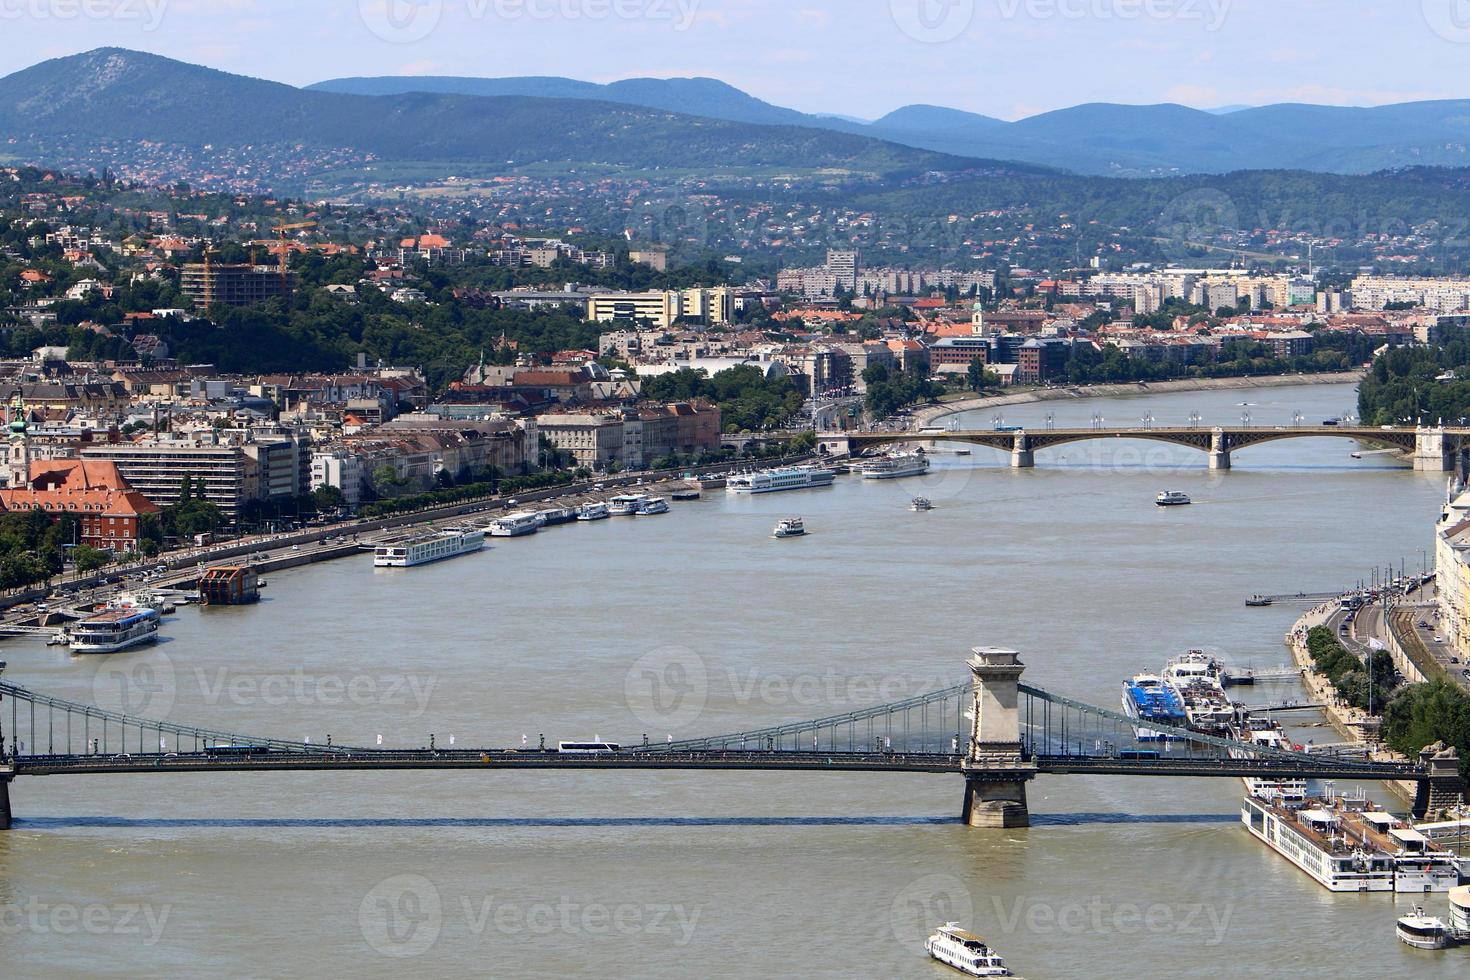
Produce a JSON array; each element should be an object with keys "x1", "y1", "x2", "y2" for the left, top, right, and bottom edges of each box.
[
  {"x1": 1010, "y1": 434, "x2": 1034, "y2": 469},
  {"x1": 0, "y1": 772, "x2": 11, "y2": 831},
  {"x1": 1413, "y1": 744, "x2": 1466, "y2": 820},
  {"x1": 964, "y1": 647, "x2": 1035, "y2": 828},
  {"x1": 1414, "y1": 428, "x2": 1452, "y2": 472},
  {"x1": 1208, "y1": 429, "x2": 1231, "y2": 471}
]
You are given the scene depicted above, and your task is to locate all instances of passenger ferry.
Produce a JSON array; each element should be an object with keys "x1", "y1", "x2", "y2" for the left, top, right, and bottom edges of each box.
[
  {"x1": 608, "y1": 494, "x2": 643, "y2": 515},
  {"x1": 373, "y1": 528, "x2": 486, "y2": 567},
  {"x1": 862, "y1": 452, "x2": 931, "y2": 480},
  {"x1": 577, "y1": 502, "x2": 610, "y2": 522},
  {"x1": 1228, "y1": 716, "x2": 1307, "y2": 804},
  {"x1": 1397, "y1": 908, "x2": 1457, "y2": 949},
  {"x1": 1242, "y1": 788, "x2": 1464, "y2": 893},
  {"x1": 773, "y1": 518, "x2": 806, "y2": 538},
  {"x1": 923, "y1": 924, "x2": 1020, "y2": 977},
  {"x1": 1163, "y1": 650, "x2": 1236, "y2": 736},
  {"x1": 69, "y1": 607, "x2": 161, "y2": 654},
  {"x1": 1121, "y1": 673, "x2": 1188, "y2": 741},
  {"x1": 1156, "y1": 490, "x2": 1192, "y2": 506},
  {"x1": 488, "y1": 512, "x2": 542, "y2": 538},
  {"x1": 636, "y1": 496, "x2": 670, "y2": 515},
  {"x1": 725, "y1": 466, "x2": 837, "y2": 495}
]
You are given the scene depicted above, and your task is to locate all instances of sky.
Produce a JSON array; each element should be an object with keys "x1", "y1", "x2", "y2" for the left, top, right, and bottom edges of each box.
[{"x1": 3, "y1": 0, "x2": 1470, "y2": 120}]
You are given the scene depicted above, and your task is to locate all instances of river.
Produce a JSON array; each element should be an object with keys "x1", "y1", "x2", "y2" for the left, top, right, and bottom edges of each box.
[{"x1": 0, "y1": 382, "x2": 1462, "y2": 978}]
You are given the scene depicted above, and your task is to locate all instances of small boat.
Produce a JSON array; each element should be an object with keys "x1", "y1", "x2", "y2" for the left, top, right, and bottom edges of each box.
[
  {"x1": 1245, "y1": 595, "x2": 1273, "y2": 607},
  {"x1": 1397, "y1": 908, "x2": 1454, "y2": 950},
  {"x1": 577, "y1": 502, "x2": 610, "y2": 522},
  {"x1": 924, "y1": 923, "x2": 1019, "y2": 977},
  {"x1": 636, "y1": 496, "x2": 670, "y2": 515},
  {"x1": 912, "y1": 497, "x2": 934, "y2": 512},
  {"x1": 1156, "y1": 490, "x2": 1192, "y2": 507},
  {"x1": 608, "y1": 495, "x2": 642, "y2": 516},
  {"x1": 672, "y1": 486, "x2": 701, "y2": 501},
  {"x1": 773, "y1": 518, "x2": 806, "y2": 538}
]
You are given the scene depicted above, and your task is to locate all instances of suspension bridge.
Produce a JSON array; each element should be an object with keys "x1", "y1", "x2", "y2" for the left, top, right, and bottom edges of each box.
[{"x1": 0, "y1": 648, "x2": 1458, "y2": 831}]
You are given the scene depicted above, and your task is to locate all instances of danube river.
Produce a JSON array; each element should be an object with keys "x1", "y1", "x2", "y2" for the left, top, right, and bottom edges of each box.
[{"x1": 0, "y1": 382, "x2": 1463, "y2": 978}]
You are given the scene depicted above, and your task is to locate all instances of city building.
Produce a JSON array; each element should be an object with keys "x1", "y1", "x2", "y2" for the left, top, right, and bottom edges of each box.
[{"x1": 180, "y1": 263, "x2": 293, "y2": 307}]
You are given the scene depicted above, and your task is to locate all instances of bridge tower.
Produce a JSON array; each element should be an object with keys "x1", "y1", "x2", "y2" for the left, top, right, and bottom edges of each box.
[
  {"x1": 1010, "y1": 433, "x2": 1034, "y2": 469},
  {"x1": 1414, "y1": 427, "x2": 1452, "y2": 472},
  {"x1": 962, "y1": 647, "x2": 1036, "y2": 828},
  {"x1": 1208, "y1": 428, "x2": 1231, "y2": 471}
]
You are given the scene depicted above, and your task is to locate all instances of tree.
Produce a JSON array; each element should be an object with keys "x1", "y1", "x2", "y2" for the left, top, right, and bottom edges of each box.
[
  {"x1": 312, "y1": 485, "x2": 346, "y2": 512},
  {"x1": 72, "y1": 545, "x2": 109, "y2": 574}
]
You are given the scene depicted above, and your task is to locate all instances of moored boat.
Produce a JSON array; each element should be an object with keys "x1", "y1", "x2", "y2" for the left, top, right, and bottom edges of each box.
[
  {"x1": 69, "y1": 607, "x2": 161, "y2": 654},
  {"x1": 577, "y1": 502, "x2": 610, "y2": 522},
  {"x1": 487, "y1": 513, "x2": 542, "y2": 538},
  {"x1": 535, "y1": 506, "x2": 577, "y2": 527},
  {"x1": 636, "y1": 495, "x2": 670, "y2": 515},
  {"x1": 1121, "y1": 672, "x2": 1187, "y2": 741},
  {"x1": 1397, "y1": 908, "x2": 1455, "y2": 949},
  {"x1": 608, "y1": 494, "x2": 643, "y2": 516}
]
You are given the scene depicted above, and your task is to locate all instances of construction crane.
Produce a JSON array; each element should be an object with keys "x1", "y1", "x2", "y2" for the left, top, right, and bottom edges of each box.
[{"x1": 262, "y1": 220, "x2": 317, "y2": 302}]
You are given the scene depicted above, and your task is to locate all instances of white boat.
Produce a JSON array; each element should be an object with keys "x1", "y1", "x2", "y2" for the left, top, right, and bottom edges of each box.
[
  {"x1": 1162, "y1": 650, "x2": 1235, "y2": 736},
  {"x1": 487, "y1": 513, "x2": 542, "y2": 538},
  {"x1": 1121, "y1": 672, "x2": 1187, "y2": 742},
  {"x1": 726, "y1": 466, "x2": 837, "y2": 495},
  {"x1": 773, "y1": 518, "x2": 806, "y2": 538},
  {"x1": 374, "y1": 528, "x2": 486, "y2": 566},
  {"x1": 1156, "y1": 490, "x2": 1192, "y2": 507},
  {"x1": 577, "y1": 502, "x2": 610, "y2": 522},
  {"x1": 912, "y1": 497, "x2": 934, "y2": 512},
  {"x1": 608, "y1": 494, "x2": 643, "y2": 516},
  {"x1": 636, "y1": 496, "x2": 670, "y2": 515},
  {"x1": 862, "y1": 452, "x2": 931, "y2": 480},
  {"x1": 1229, "y1": 717, "x2": 1307, "y2": 804},
  {"x1": 923, "y1": 923, "x2": 1019, "y2": 977},
  {"x1": 69, "y1": 607, "x2": 161, "y2": 654},
  {"x1": 1242, "y1": 788, "x2": 1464, "y2": 893},
  {"x1": 1397, "y1": 908, "x2": 1455, "y2": 949}
]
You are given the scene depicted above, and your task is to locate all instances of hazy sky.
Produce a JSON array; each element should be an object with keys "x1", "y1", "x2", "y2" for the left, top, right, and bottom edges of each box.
[{"x1": 4, "y1": 0, "x2": 1470, "y2": 119}]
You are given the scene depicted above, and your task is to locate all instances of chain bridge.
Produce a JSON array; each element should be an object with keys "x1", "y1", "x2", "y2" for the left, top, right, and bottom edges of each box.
[{"x1": 0, "y1": 649, "x2": 1455, "y2": 830}]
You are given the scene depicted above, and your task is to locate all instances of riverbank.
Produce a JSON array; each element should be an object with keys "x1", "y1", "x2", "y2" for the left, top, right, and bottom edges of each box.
[
  {"x1": 915, "y1": 370, "x2": 1365, "y2": 428},
  {"x1": 1285, "y1": 602, "x2": 1420, "y2": 805}
]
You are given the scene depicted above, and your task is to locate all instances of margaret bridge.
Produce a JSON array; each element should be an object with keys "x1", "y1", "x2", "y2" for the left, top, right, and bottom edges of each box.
[
  {"x1": 1, "y1": 649, "x2": 1461, "y2": 830},
  {"x1": 829, "y1": 424, "x2": 1470, "y2": 471}
]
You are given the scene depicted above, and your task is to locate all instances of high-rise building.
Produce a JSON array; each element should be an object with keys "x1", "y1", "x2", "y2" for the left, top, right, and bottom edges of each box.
[
  {"x1": 180, "y1": 263, "x2": 293, "y2": 308},
  {"x1": 825, "y1": 250, "x2": 858, "y2": 291}
]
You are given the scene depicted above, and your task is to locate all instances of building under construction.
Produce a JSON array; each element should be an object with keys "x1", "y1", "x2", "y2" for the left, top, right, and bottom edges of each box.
[
  {"x1": 180, "y1": 263, "x2": 293, "y2": 308},
  {"x1": 199, "y1": 565, "x2": 260, "y2": 605}
]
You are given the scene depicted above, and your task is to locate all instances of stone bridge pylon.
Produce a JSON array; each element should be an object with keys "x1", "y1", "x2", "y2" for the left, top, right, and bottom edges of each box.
[{"x1": 961, "y1": 647, "x2": 1037, "y2": 828}]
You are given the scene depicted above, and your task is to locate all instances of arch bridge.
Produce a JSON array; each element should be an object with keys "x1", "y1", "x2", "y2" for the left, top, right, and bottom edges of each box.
[
  {"x1": 846, "y1": 425, "x2": 1465, "y2": 470},
  {"x1": 1, "y1": 649, "x2": 1457, "y2": 830}
]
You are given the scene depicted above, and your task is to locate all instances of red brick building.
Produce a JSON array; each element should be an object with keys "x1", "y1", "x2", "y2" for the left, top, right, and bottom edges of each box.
[{"x1": 0, "y1": 459, "x2": 161, "y2": 553}]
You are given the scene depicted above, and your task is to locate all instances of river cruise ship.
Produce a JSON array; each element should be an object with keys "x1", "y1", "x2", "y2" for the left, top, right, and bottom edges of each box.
[
  {"x1": 1228, "y1": 717, "x2": 1307, "y2": 804},
  {"x1": 374, "y1": 528, "x2": 486, "y2": 567},
  {"x1": 1242, "y1": 789, "x2": 1464, "y2": 893},
  {"x1": 487, "y1": 513, "x2": 542, "y2": 538},
  {"x1": 923, "y1": 924, "x2": 1019, "y2": 977},
  {"x1": 69, "y1": 607, "x2": 161, "y2": 654},
  {"x1": 726, "y1": 466, "x2": 837, "y2": 495},
  {"x1": 862, "y1": 452, "x2": 931, "y2": 480}
]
